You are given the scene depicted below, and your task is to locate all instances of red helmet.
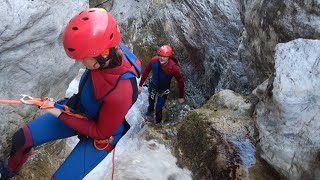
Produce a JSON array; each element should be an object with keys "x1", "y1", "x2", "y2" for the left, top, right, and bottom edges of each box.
[
  {"x1": 158, "y1": 45, "x2": 172, "y2": 57},
  {"x1": 63, "y1": 8, "x2": 121, "y2": 60}
]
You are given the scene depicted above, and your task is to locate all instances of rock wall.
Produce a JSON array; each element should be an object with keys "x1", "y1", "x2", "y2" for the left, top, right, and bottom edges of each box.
[
  {"x1": 239, "y1": 1, "x2": 320, "y2": 178},
  {"x1": 239, "y1": 0, "x2": 320, "y2": 89},
  {"x1": 111, "y1": 0, "x2": 244, "y2": 107},
  {"x1": 254, "y1": 39, "x2": 320, "y2": 179},
  {"x1": 0, "y1": 0, "x2": 87, "y2": 179}
]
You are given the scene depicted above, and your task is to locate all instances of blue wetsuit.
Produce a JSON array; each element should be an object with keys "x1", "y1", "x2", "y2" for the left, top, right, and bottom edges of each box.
[{"x1": 5, "y1": 44, "x2": 141, "y2": 179}]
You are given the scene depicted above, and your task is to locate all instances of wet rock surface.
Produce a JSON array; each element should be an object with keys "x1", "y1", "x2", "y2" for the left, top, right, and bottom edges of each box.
[{"x1": 174, "y1": 90, "x2": 279, "y2": 179}]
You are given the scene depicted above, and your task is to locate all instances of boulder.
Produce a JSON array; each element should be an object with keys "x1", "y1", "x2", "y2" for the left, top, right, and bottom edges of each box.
[
  {"x1": 174, "y1": 90, "x2": 272, "y2": 179},
  {"x1": 254, "y1": 39, "x2": 320, "y2": 179}
]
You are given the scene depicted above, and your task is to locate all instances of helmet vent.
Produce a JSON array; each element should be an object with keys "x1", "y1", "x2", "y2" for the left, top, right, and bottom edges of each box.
[
  {"x1": 68, "y1": 48, "x2": 75, "y2": 52},
  {"x1": 89, "y1": 10, "x2": 95, "y2": 12},
  {"x1": 109, "y1": 33, "x2": 113, "y2": 40},
  {"x1": 82, "y1": 17, "x2": 89, "y2": 21},
  {"x1": 72, "y1": 27, "x2": 78, "y2": 31}
]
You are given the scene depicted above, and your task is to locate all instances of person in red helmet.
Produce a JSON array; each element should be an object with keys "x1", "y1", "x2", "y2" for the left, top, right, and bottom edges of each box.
[
  {"x1": 138, "y1": 45, "x2": 185, "y2": 124},
  {"x1": 0, "y1": 8, "x2": 141, "y2": 180}
]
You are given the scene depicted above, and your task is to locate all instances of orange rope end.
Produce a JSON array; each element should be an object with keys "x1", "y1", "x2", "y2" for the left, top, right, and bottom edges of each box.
[{"x1": 112, "y1": 146, "x2": 116, "y2": 180}]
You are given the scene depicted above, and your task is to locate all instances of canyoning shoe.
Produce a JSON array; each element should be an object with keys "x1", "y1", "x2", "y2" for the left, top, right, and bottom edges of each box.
[{"x1": 0, "y1": 160, "x2": 16, "y2": 180}]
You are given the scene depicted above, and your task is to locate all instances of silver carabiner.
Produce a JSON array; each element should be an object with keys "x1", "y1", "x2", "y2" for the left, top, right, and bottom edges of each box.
[
  {"x1": 20, "y1": 94, "x2": 34, "y2": 104},
  {"x1": 163, "y1": 89, "x2": 170, "y2": 95},
  {"x1": 150, "y1": 91, "x2": 155, "y2": 100}
]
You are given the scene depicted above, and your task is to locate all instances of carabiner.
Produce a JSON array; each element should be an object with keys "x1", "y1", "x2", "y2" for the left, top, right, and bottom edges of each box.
[
  {"x1": 163, "y1": 89, "x2": 170, "y2": 95},
  {"x1": 19, "y1": 94, "x2": 34, "y2": 104},
  {"x1": 150, "y1": 91, "x2": 155, "y2": 100}
]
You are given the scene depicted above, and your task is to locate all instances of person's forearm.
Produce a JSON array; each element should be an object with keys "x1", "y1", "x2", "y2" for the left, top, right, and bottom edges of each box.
[
  {"x1": 139, "y1": 72, "x2": 149, "y2": 86},
  {"x1": 46, "y1": 108, "x2": 62, "y2": 117},
  {"x1": 139, "y1": 61, "x2": 152, "y2": 86},
  {"x1": 58, "y1": 113, "x2": 106, "y2": 139}
]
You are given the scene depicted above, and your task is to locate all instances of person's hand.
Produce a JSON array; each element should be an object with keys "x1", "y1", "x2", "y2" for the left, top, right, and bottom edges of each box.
[
  {"x1": 138, "y1": 86, "x2": 142, "y2": 94},
  {"x1": 42, "y1": 100, "x2": 55, "y2": 108},
  {"x1": 177, "y1": 98, "x2": 185, "y2": 104},
  {"x1": 42, "y1": 100, "x2": 62, "y2": 117}
]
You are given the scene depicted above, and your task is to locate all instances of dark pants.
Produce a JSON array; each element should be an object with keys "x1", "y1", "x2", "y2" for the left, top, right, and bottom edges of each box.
[{"x1": 148, "y1": 88, "x2": 167, "y2": 123}]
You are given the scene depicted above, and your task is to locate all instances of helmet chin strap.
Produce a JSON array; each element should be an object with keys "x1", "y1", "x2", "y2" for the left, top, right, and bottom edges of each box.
[{"x1": 95, "y1": 48, "x2": 116, "y2": 69}]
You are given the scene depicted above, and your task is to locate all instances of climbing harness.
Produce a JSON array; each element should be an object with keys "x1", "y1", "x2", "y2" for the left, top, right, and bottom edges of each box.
[{"x1": 150, "y1": 89, "x2": 170, "y2": 100}]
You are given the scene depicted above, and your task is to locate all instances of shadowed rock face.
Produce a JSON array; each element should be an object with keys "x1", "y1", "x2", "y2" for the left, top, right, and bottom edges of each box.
[
  {"x1": 111, "y1": 0, "x2": 243, "y2": 107},
  {"x1": 110, "y1": 0, "x2": 320, "y2": 109},
  {"x1": 112, "y1": 0, "x2": 319, "y2": 108},
  {"x1": 0, "y1": 0, "x2": 87, "y2": 178},
  {"x1": 239, "y1": 0, "x2": 320, "y2": 89}
]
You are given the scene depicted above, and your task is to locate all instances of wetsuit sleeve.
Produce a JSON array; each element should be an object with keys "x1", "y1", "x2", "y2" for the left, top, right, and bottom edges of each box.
[
  {"x1": 139, "y1": 60, "x2": 152, "y2": 87},
  {"x1": 172, "y1": 65, "x2": 185, "y2": 98},
  {"x1": 58, "y1": 82, "x2": 133, "y2": 140}
]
